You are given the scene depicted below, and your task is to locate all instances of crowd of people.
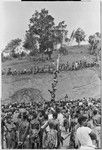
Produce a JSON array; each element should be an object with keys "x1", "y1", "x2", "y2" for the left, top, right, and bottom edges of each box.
[
  {"x1": 1, "y1": 97, "x2": 101, "y2": 149},
  {"x1": 2, "y1": 60, "x2": 98, "y2": 76}
]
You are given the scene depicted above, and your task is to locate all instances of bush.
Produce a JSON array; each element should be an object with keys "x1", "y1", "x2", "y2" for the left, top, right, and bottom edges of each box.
[
  {"x1": 20, "y1": 52, "x2": 26, "y2": 57},
  {"x1": 2, "y1": 56, "x2": 12, "y2": 62},
  {"x1": 29, "y1": 50, "x2": 37, "y2": 56},
  {"x1": 59, "y1": 46, "x2": 68, "y2": 55},
  {"x1": 12, "y1": 53, "x2": 19, "y2": 58}
]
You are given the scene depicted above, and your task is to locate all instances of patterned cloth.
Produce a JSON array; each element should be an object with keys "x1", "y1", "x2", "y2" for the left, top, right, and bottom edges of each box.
[{"x1": 44, "y1": 129, "x2": 57, "y2": 149}]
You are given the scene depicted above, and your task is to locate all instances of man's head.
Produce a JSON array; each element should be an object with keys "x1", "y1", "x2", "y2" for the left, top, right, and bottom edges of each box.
[
  {"x1": 21, "y1": 111, "x2": 28, "y2": 120},
  {"x1": 93, "y1": 109, "x2": 97, "y2": 116},
  {"x1": 78, "y1": 115, "x2": 87, "y2": 126},
  {"x1": 53, "y1": 111, "x2": 58, "y2": 119}
]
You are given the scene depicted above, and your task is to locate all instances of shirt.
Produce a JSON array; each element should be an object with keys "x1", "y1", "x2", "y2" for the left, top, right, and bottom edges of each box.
[
  {"x1": 48, "y1": 113, "x2": 53, "y2": 120},
  {"x1": 76, "y1": 126, "x2": 93, "y2": 147},
  {"x1": 57, "y1": 113, "x2": 64, "y2": 127}
]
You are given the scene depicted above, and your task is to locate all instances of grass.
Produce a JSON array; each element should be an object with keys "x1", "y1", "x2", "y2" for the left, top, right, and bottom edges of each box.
[{"x1": 1, "y1": 44, "x2": 100, "y2": 104}]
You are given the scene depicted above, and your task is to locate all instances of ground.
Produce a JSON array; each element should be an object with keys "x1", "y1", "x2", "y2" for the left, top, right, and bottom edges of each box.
[
  {"x1": 1, "y1": 45, "x2": 101, "y2": 149},
  {"x1": 1, "y1": 44, "x2": 101, "y2": 104}
]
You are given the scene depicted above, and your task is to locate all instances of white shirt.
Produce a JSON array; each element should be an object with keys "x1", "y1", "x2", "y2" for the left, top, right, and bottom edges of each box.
[
  {"x1": 48, "y1": 113, "x2": 53, "y2": 120},
  {"x1": 76, "y1": 126, "x2": 94, "y2": 147},
  {"x1": 57, "y1": 113, "x2": 64, "y2": 127}
]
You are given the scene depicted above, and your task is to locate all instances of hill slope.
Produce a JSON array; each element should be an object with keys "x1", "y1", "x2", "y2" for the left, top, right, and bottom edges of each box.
[{"x1": 1, "y1": 45, "x2": 100, "y2": 104}]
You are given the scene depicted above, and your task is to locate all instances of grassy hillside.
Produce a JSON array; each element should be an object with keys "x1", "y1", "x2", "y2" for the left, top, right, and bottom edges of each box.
[
  {"x1": 2, "y1": 45, "x2": 95, "y2": 70},
  {"x1": 1, "y1": 45, "x2": 100, "y2": 104}
]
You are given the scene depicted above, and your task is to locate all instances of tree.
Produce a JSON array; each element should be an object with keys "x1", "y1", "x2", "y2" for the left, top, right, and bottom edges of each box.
[
  {"x1": 23, "y1": 31, "x2": 39, "y2": 56},
  {"x1": 74, "y1": 28, "x2": 86, "y2": 46},
  {"x1": 95, "y1": 32, "x2": 101, "y2": 38},
  {"x1": 53, "y1": 21, "x2": 67, "y2": 46},
  {"x1": 4, "y1": 38, "x2": 22, "y2": 57},
  {"x1": 24, "y1": 9, "x2": 68, "y2": 59},
  {"x1": 24, "y1": 9, "x2": 55, "y2": 59},
  {"x1": 88, "y1": 35, "x2": 96, "y2": 54},
  {"x1": 44, "y1": 41, "x2": 53, "y2": 59},
  {"x1": 88, "y1": 33, "x2": 101, "y2": 56}
]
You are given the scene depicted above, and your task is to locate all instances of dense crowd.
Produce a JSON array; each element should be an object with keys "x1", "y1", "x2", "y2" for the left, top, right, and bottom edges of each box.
[
  {"x1": 2, "y1": 60, "x2": 98, "y2": 76},
  {"x1": 1, "y1": 97, "x2": 101, "y2": 149}
]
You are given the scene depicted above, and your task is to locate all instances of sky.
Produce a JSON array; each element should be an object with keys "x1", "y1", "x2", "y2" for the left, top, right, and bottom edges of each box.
[{"x1": 0, "y1": 1, "x2": 100, "y2": 50}]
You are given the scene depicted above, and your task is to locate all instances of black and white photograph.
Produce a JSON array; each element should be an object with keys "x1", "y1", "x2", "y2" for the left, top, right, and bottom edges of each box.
[{"x1": 0, "y1": 1, "x2": 101, "y2": 149}]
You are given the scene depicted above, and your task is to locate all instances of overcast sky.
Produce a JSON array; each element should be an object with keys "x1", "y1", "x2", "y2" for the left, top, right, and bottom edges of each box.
[{"x1": 0, "y1": 1, "x2": 100, "y2": 50}]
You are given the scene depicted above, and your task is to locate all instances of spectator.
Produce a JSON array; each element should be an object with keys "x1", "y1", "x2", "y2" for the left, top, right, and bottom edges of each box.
[{"x1": 76, "y1": 115, "x2": 97, "y2": 150}]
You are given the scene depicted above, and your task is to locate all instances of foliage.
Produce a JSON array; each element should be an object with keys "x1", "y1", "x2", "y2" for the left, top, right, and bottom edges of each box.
[
  {"x1": 65, "y1": 38, "x2": 69, "y2": 42},
  {"x1": 24, "y1": 9, "x2": 68, "y2": 59},
  {"x1": 53, "y1": 21, "x2": 67, "y2": 44},
  {"x1": 88, "y1": 33, "x2": 101, "y2": 55},
  {"x1": 20, "y1": 51, "x2": 26, "y2": 57},
  {"x1": 59, "y1": 46, "x2": 68, "y2": 55},
  {"x1": 12, "y1": 52, "x2": 19, "y2": 58},
  {"x1": 29, "y1": 50, "x2": 38, "y2": 56},
  {"x1": 24, "y1": 9, "x2": 55, "y2": 59},
  {"x1": 4, "y1": 38, "x2": 22, "y2": 57},
  {"x1": 23, "y1": 31, "x2": 39, "y2": 56},
  {"x1": 74, "y1": 28, "x2": 86, "y2": 46},
  {"x1": 95, "y1": 32, "x2": 101, "y2": 38}
]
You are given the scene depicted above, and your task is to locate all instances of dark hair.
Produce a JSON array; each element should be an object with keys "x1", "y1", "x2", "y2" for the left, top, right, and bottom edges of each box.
[
  {"x1": 23, "y1": 113, "x2": 28, "y2": 120},
  {"x1": 44, "y1": 114, "x2": 48, "y2": 120},
  {"x1": 78, "y1": 115, "x2": 87, "y2": 125},
  {"x1": 93, "y1": 110, "x2": 97, "y2": 115},
  {"x1": 53, "y1": 112, "x2": 58, "y2": 119},
  {"x1": 56, "y1": 108, "x2": 60, "y2": 113},
  {"x1": 49, "y1": 122, "x2": 54, "y2": 129},
  {"x1": 33, "y1": 112, "x2": 37, "y2": 119},
  {"x1": 18, "y1": 113, "x2": 21, "y2": 118},
  {"x1": 40, "y1": 110, "x2": 45, "y2": 116}
]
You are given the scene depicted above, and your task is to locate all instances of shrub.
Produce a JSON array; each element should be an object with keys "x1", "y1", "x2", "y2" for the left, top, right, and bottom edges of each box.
[{"x1": 59, "y1": 46, "x2": 68, "y2": 55}]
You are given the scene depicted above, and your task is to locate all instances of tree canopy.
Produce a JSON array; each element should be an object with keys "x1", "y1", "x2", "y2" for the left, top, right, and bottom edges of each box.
[
  {"x1": 74, "y1": 28, "x2": 86, "y2": 46},
  {"x1": 23, "y1": 9, "x2": 68, "y2": 59},
  {"x1": 4, "y1": 38, "x2": 22, "y2": 53},
  {"x1": 88, "y1": 33, "x2": 101, "y2": 55}
]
